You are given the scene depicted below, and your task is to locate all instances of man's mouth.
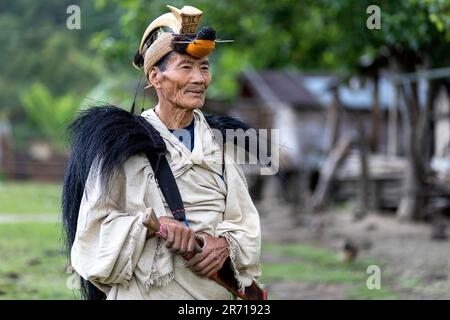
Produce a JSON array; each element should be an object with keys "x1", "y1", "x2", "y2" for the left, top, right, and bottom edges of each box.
[{"x1": 186, "y1": 89, "x2": 204, "y2": 95}]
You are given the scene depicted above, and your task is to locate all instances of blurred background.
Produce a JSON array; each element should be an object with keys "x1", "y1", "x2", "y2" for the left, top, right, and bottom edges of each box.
[{"x1": 1, "y1": 0, "x2": 450, "y2": 299}]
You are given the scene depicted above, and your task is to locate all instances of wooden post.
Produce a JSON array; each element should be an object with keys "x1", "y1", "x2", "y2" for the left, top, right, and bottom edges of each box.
[
  {"x1": 388, "y1": 83, "x2": 399, "y2": 156},
  {"x1": 371, "y1": 75, "x2": 381, "y2": 152},
  {"x1": 325, "y1": 88, "x2": 341, "y2": 153},
  {"x1": 308, "y1": 137, "x2": 352, "y2": 212},
  {"x1": 396, "y1": 82, "x2": 426, "y2": 220},
  {"x1": 355, "y1": 117, "x2": 369, "y2": 219}
]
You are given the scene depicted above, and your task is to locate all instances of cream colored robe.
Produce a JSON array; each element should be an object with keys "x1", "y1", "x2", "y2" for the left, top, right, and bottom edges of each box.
[{"x1": 71, "y1": 108, "x2": 262, "y2": 300}]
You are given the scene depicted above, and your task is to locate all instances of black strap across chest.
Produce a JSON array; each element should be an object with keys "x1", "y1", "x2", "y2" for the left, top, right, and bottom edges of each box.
[{"x1": 146, "y1": 152, "x2": 188, "y2": 225}]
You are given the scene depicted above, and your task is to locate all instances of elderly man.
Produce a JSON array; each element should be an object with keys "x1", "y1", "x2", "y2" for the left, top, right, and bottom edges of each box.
[{"x1": 62, "y1": 5, "x2": 263, "y2": 300}]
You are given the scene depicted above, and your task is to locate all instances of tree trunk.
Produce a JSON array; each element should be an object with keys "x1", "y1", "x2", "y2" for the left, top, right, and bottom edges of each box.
[
  {"x1": 355, "y1": 118, "x2": 369, "y2": 219},
  {"x1": 326, "y1": 88, "x2": 342, "y2": 153},
  {"x1": 418, "y1": 80, "x2": 437, "y2": 173},
  {"x1": 396, "y1": 81, "x2": 430, "y2": 221},
  {"x1": 371, "y1": 74, "x2": 381, "y2": 152},
  {"x1": 308, "y1": 137, "x2": 352, "y2": 212},
  {"x1": 397, "y1": 160, "x2": 424, "y2": 221},
  {"x1": 387, "y1": 83, "x2": 400, "y2": 156}
]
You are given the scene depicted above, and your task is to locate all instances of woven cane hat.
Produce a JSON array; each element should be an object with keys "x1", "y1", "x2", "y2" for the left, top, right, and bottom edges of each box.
[{"x1": 133, "y1": 5, "x2": 205, "y2": 77}]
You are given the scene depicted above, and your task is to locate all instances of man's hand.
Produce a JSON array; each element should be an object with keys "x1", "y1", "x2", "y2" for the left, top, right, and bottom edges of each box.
[
  {"x1": 185, "y1": 233, "x2": 229, "y2": 278},
  {"x1": 159, "y1": 216, "x2": 197, "y2": 256}
]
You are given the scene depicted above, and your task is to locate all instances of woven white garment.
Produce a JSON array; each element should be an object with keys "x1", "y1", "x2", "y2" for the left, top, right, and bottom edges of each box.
[{"x1": 71, "y1": 108, "x2": 262, "y2": 299}]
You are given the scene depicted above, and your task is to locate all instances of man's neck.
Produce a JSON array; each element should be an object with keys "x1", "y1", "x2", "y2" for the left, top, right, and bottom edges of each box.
[{"x1": 154, "y1": 102, "x2": 194, "y2": 129}]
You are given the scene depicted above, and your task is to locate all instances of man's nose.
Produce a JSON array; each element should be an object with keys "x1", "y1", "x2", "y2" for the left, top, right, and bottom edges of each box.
[{"x1": 190, "y1": 67, "x2": 206, "y2": 84}]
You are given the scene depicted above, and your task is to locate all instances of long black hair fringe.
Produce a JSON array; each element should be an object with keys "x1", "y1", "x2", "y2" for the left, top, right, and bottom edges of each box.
[
  {"x1": 61, "y1": 104, "x2": 166, "y2": 299},
  {"x1": 205, "y1": 113, "x2": 265, "y2": 159}
]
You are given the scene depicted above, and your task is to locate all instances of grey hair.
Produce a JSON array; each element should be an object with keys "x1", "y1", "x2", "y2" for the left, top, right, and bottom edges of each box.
[{"x1": 154, "y1": 51, "x2": 174, "y2": 72}]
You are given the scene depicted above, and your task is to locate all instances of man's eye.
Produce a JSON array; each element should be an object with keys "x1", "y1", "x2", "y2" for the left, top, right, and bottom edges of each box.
[
  {"x1": 182, "y1": 65, "x2": 191, "y2": 69},
  {"x1": 201, "y1": 67, "x2": 209, "y2": 71}
]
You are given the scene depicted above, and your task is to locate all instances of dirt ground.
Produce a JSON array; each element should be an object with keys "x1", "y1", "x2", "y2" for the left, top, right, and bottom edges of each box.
[{"x1": 258, "y1": 199, "x2": 450, "y2": 300}]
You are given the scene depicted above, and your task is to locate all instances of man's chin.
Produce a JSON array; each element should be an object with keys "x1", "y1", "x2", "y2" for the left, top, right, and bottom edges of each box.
[{"x1": 186, "y1": 99, "x2": 205, "y2": 109}]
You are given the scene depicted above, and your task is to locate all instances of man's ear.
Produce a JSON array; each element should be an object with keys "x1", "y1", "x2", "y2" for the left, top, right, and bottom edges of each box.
[{"x1": 148, "y1": 67, "x2": 161, "y2": 88}]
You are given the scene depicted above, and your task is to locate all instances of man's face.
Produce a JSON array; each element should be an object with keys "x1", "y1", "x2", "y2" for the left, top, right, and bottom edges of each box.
[{"x1": 151, "y1": 52, "x2": 212, "y2": 110}]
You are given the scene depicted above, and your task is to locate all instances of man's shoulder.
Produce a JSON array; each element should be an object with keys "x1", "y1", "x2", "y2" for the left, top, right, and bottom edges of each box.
[
  {"x1": 66, "y1": 104, "x2": 166, "y2": 187},
  {"x1": 203, "y1": 112, "x2": 252, "y2": 140}
]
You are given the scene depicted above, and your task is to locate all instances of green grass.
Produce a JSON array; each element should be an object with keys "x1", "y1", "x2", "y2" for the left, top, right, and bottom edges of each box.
[
  {"x1": 346, "y1": 285, "x2": 398, "y2": 300},
  {"x1": 262, "y1": 263, "x2": 366, "y2": 283},
  {"x1": 0, "y1": 222, "x2": 398, "y2": 299},
  {"x1": 0, "y1": 182, "x2": 62, "y2": 214},
  {"x1": 0, "y1": 182, "x2": 398, "y2": 299},
  {"x1": 399, "y1": 277, "x2": 422, "y2": 290},
  {"x1": 0, "y1": 223, "x2": 78, "y2": 299},
  {"x1": 261, "y1": 243, "x2": 397, "y2": 299}
]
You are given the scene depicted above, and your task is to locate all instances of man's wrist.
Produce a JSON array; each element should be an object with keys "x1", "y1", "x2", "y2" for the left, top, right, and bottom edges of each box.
[{"x1": 218, "y1": 236, "x2": 230, "y2": 257}]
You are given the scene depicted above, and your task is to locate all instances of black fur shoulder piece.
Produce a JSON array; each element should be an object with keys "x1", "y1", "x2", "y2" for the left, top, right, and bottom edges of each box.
[
  {"x1": 205, "y1": 113, "x2": 261, "y2": 153},
  {"x1": 61, "y1": 105, "x2": 166, "y2": 299},
  {"x1": 204, "y1": 113, "x2": 251, "y2": 141},
  {"x1": 62, "y1": 105, "x2": 166, "y2": 248}
]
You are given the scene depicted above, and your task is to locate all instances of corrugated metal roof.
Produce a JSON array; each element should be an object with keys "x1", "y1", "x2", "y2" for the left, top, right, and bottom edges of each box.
[
  {"x1": 239, "y1": 70, "x2": 323, "y2": 109},
  {"x1": 239, "y1": 70, "x2": 429, "y2": 111}
]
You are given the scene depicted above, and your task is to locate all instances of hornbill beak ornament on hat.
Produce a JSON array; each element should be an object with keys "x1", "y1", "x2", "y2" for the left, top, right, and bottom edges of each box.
[{"x1": 132, "y1": 5, "x2": 233, "y2": 76}]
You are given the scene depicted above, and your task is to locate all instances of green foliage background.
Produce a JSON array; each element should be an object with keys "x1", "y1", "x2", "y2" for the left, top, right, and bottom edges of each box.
[{"x1": 0, "y1": 0, "x2": 449, "y2": 148}]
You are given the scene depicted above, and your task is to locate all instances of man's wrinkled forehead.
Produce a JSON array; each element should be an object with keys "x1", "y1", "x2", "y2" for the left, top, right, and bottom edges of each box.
[{"x1": 168, "y1": 52, "x2": 210, "y2": 67}]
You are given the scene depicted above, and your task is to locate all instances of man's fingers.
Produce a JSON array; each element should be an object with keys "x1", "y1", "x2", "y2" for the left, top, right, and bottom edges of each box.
[
  {"x1": 162, "y1": 220, "x2": 201, "y2": 256},
  {"x1": 190, "y1": 254, "x2": 215, "y2": 273},
  {"x1": 170, "y1": 226, "x2": 182, "y2": 253},
  {"x1": 196, "y1": 233, "x2": 207, "y2": 247},
  {"x1": 185, "y1": 249, "x2": 208, "y2": 267},
  {"x1": 186, "y1": 233, "x2": 210, "y2": 268},
  {"x1": 196, "y1": 258, "x2": 218, "y2": 276},
  {"x1": 165, "y1": 227, "x2": 174, "y2": 248},
  {"x1": 187, "y1": 230, "x2": 196, "y2": 253},
  {"x1": 179, "y1": 228, "x2": 190, "y2": 254},
  {"x1": 206, "y1": 266, "x2": 219, "y2": 278}
]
